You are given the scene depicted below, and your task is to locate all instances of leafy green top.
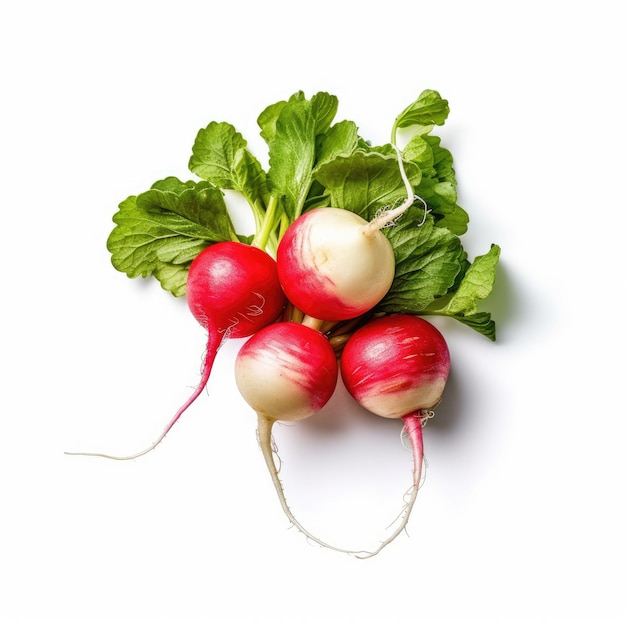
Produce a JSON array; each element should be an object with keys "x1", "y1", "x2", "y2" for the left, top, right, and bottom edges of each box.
[{"x1": 107, "y1": 90, "x2": 500, "y2": 339}]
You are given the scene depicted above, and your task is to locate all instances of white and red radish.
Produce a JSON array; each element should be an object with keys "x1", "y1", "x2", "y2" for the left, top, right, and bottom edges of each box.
[
  {"x1": 235, "y1": 321, "x2": 367, "y2": 553},
  {"x1": 276, "y1": 149, "x2": 426, "y2": 326},
  {"x1": 67, "y1": 242, "x2": 285, "y2": 460},
  {"x1": 276, "y1": 207, "x2": 396, "y2": 322},
  {"x1": 340, "y1": 313, "x2": 450, "y2": 555},
  {"x1": 235, "y1": 322, "x2": 338, "y2": 422}
]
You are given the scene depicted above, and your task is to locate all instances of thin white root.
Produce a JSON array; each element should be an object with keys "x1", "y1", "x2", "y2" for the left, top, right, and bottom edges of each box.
[
  {"x1": 64, "y1": 374, "x2": 210, "y2": 461},
  {"x1": 64, "y1": 328, "x2": 224, "y2": 461},
  {"x1": 256, "y1": 414, "x2": 378, "y2": 558},
  {"x1": 353, "y1": 413, "x2": 425, "y2": 560},
  {"x1": 365, "y1": 145, "x2": 429, "y2": 234},
  {"x1": 256, "y1": 411, "x2": 428, "y2": 559},
  {"x1": 256, "y1": 424, "x2": 283, "y2": 474},
  {"x1": 65, "y1": 444, "x2": 159, "y2": 462}
]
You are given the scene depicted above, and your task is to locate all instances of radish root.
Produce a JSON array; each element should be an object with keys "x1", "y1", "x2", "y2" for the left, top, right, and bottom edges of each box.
[
  {"x1": 360, "y1": 411, "x2": 425, "y2": 558},
  {"x1": 64, "y1": 326, "x2": 224, "y2": 461},
  {"x1": 256, "y1": 410, "x2": 429, "y2": 559},
  {"x1": 256, "y1": 414, "x2": 376, "y2": 558},
  {"x1": 365, "y1": 145, "x2": 429, "y2": 234}
]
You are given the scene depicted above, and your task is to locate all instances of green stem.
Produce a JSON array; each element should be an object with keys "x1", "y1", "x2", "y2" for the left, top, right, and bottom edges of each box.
[
  {"x1": 277, "y1": 213, "x2": 290, "y2": 242},
  {"x1": 390, "y1": 120, "x2": 399, "y2": 148},
  {"x1": 249, "y1": 197, "x2": 267, "y2": 235},
  {"x1": 252, "y1": 194, "x2": 280, "y2": 251}
]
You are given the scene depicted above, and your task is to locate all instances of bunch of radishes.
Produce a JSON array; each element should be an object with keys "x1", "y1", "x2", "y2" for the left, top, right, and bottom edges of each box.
[
  {"x1": 68, "y1": 89, "x2": 499, "y2": 558},
  {"x1": 73, "y1": 176, "x2": 450, "y2": 558},
  {"x1": 233, "y1": 180, "x2": 451, "y2": 557}
]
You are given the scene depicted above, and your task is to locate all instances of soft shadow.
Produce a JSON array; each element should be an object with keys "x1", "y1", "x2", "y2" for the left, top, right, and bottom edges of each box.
[
  {"x1": 132, "y1": 276, "x2": 189, "y2": 311},
  {"x1": 299, "y1": 377, "x2": 403, "y2": 440},
  {"x1": 485, "y1": 259, "x2": 523, "y2": 343},
  {"x1": 426, "y1": 367, "x2": 465, "y2": 435},
  {"x1": 299, "y1": 378, "x2": 367, "y2": 435}
]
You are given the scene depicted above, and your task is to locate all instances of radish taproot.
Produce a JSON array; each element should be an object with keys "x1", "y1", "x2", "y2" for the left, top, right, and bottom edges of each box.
[
  {"x1": 67, "y1": 242, "x2": 285, "y2": 460},
  {"x1": 234, "y1": 321, "x2": 373, "y2": 554},
  {"x1": 340, "y1": 314, "x2": 450, "y2": 556}
]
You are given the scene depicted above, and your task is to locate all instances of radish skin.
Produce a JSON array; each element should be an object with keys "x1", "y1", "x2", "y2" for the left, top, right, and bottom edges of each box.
[
  {"x1": 66, "y1": 242, "x2": 285, "y2": 460},
  {"x1": 340, "y1": 314, "x2": 450, "y2": 556},
  {"x1": 235, "y1": 322, "x2": 337, "y2": 421},
  {"x1": 186, "y1": 243, "x2": 285, "y2": 339},
  {"x1": 341, "y1": 316, "x2": 449, "y2": 419},
  {"x1": 277, "y1": 207, "x2": 396, "y2": 322}
]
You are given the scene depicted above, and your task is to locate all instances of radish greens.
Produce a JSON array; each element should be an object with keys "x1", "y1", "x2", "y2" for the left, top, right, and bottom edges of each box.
[{"x1": 107, "y1": 89, "x2": 500, "y2": 339}]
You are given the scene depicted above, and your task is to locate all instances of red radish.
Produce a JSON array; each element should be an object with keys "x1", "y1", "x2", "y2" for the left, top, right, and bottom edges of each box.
[
  {"x1": 186, "y1": 242, "x2": 285, "y2": 339},
  {"x1": 234, "y1": 321, "x2": 355, "y2": 552},
  {"x1": 340, "y1": 314, "x2": 450, "y2": 556},
  {"x1": 68, "y1": 242, "x2": 286, "y2": 460},
  {"x1": 276, "y1": 148, "x2": 427, "y2": 325}
]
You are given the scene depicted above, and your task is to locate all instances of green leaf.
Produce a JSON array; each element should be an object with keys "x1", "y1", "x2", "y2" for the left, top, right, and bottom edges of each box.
[
  {"x1": 258, "y1": 91, "x2": 337, "y2": 140},
  {"x1": 315, "y1": 119, "x2": 359, "y2": 168},
  {"x1": 440, "y1": 244, "x2": 501, "y2": 315},
  {"x1": 257, "y1": 99, "x2": 288, "y2": 143},
  {"x1": 188, "y1": 121, "x2": 267, "y2": 204},
  {"x1": 426, "y1": 136, "x2": 456, "y2": 183},
  {"x1": 405, "y1": 134, "x2": 468, "y2": 234},
  {"x1": 426, "y1": 244, "x2": 501, "y2": 340},
  {"x1": 394, "y1": 90, "x2": 450, "y2": 132},
  {"x1": 309, "y1": 92, "x2": 339, "y2": 135},
  {"x1": 448, "y1": 312, "x2": 496, "y2": 341},
  {"x1": 415, "y1": 178, "x2": 469, "y2": 235},
  {"x1": 313, "y1": 151, "x2": 421, "y2": 220},
  {"x1": 257, "y1": 91, "x2": 308, "y2": 143},
  {"x1": 107, "y1": 179, "x2": 238, "y2": 296},
  {"x1": 266, "y1": 97, "x2": 318, "y2": 221},
  {"x1": 232, "y1": 148, "x2": 268, "y2": 205},
  {"x1": 403, "y1": 134, "x2": 435, "y2": 175},
  {"x1": 375, "y1": 210, "x2": 466, "y2": 312},
  {"x1": 136, "y1": 177, "x2": 237, "y2": 240},
  {"x1": 262, "y1": 91, "x2": 343, "y2": 221}
]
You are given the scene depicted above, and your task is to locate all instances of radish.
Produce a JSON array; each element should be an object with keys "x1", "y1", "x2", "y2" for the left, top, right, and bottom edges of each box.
[
  {"x1": 340, "y1": 314, "x2": 450, "y2": 556},
  {"x1": 276, "y1": 148, "x2": 427, "y2": 325},
  {"x1": 234, "y1": 321, "x2": 359, "y2": 553},
  {"x1": 186, "y1": 242, "x2": 285, "y2": 339},
  {"x1": 276, "y1": 207, "x2": 395, "y2": 322},
  {"x1": 68, "y1": 242, "x2": 285, "y2": 460}
]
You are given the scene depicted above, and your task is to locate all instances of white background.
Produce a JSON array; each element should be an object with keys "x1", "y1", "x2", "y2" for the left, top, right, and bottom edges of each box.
[{"x1": 2, "y1": 1, "x2": 625, "y2": 624}]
